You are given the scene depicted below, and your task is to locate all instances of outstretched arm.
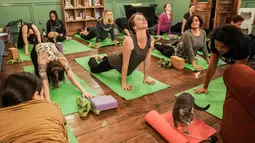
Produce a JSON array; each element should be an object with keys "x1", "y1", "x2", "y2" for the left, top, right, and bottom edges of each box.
[
  {"x1": 181, "y1": 18, "x2": 187, "y2": 34},
  {"x1": 32, "y1": 25, "x2": 41, "y2": 43},
  {"x1": 194, "y1": 53, "x2": 219, "y2": 94},
  {"x1": 59, "y1": 57, "x2": 94, "y2": 99},
  {"x1": 66, "y1": 69, "x2": 94, "y2": 99},
  {"x1": 37, "y1": 52, "x2": 50, "y2": 101},
  {"x1": 22, "y1": 26, "x2": 29, "y2": 55},
  {"x1": 121, "y1": 36, "x2": 133, "y2": 91},
  {"x1": 143, "y1": 36, "x2": 155, "y2": 85}
]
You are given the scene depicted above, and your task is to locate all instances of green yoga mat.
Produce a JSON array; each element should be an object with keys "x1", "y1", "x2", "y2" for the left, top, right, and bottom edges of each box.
[
  {"x1": 23, "y1": 65, "x2": 97, "y2": 115},
  {"x1": 62, "y1": 39, "x2": 91, "y2": 54},
  {"x1": 152, "y1": 49, "x2": 225, "y2": 71},
  {"x1": 74, "y1": 55, "x2": 170, "y2": 100},
  {"x1": 67, "y1": 125, "x2": 78, "y2": 143},
  {"x1": 116, "y1": 33, "x2": 126, "y2": 39},
  {"x1": 18, "y1": 44, "x2": 33, "y2": 61},
  {"x1": 152, "y1": 33, "x2": 181, "y2": 41},
  {"x1": 175, "y1": 77, "x2": 226, "y2": 119},
  {"x1": 197, "y1": 51, "x2": 227, "y2": 66},
  {"x1": 18, "y1": 40, "x2": 91, "y2": 61},
  {"x1": 75, "y1": 34, "x2": 120, "y2": 47}
]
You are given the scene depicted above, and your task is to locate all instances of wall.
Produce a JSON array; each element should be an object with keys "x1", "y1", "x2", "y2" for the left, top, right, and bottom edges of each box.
[
  {"x1": 0, "y1": 0, "x2": 190, "y2": 30},
  {"x1": 105, "y1": 0, "x2": 155, "y2": 19},
  {"x1": 0, "y1": 0, "x2": 62, "y2": 31},
  {"x1": 154, "y1": 0, "x2": 190, "y2": 24},
  {"x1": 241, "y1": 0, "x2": 255, "y2": 8}
]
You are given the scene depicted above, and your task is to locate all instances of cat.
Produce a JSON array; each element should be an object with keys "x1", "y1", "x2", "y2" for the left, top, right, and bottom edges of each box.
[{"x1": 172, "y1": 92, "x2": 210, "y2": 135}]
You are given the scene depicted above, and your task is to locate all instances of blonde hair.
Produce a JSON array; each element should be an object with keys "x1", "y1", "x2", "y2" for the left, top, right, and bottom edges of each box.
[{"x1": 102, "y1": 9, "x2": 113, "y2": 24}]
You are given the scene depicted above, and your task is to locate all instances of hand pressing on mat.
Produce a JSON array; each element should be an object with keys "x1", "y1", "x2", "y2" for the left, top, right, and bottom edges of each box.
[
  {"x1": 144, "y1": 78, "x2": 155, "y2": 85},
  {"x1": 193, "y1": 64, "x2": 203, "y2": 71},
  {"x1": 82, "y1": 91, "x2": 94, "y2": 100},
  {"x1": 96, "y1": 42, "x2": 101, "y2": 45},
  {"x1": 122, "y1": 83, "x2": 133, "y2": 91},
  {"x1": 206, "y1": 58, "x2": 210, "y2": 64},
  {"x1": 194, "y1": 88, "x2": 208, "y2": 94}
]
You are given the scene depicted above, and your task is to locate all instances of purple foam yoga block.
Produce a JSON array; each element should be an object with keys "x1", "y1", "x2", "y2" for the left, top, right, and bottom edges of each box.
[
  {"x1": 91, "y1": 96, "x2": 117, "y2": 111},
  {"x1": 56, "y1": 42, "x2": 63, "y2": 53}
]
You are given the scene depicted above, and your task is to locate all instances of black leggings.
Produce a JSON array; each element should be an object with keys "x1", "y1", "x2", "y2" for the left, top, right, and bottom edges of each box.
[
  {"x1": 56, "y1": 36, "x2": 66, "y2": 42},
  {"x1": 80, "y1": 28, "x2": 96, "y2": 40},
  {"x1": 154, "y1": 43, "x2": 175, "y2": 57},
  {"x1": 30, "y1": 46, "x2": 39, "y2": 77},
  {"x1": 88, "y1": 56, "x2": 114, "y2": 73}
]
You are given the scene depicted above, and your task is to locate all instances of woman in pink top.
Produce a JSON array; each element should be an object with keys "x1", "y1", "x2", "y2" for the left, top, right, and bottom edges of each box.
[{"x1": 149, "y1": 3, "x2": 172, "y2": 35}]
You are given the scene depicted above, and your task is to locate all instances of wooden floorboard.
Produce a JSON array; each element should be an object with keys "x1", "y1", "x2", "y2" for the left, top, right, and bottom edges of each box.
[{"x1": 0, "y1": 37, "x2": 225, "y2": 143}]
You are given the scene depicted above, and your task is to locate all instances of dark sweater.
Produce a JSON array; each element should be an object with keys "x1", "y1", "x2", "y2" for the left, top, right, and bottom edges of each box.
[
  {"x1": 46, "y1": 19, "x2": 66, "y2": 36},
  {"x1": 95, "y1": 19, "x2": 115, "y2": 43}
]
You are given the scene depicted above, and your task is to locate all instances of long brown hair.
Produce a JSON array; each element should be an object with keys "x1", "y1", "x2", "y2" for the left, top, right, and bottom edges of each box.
[
  {"x1": 47, "y1": 61, "x2": 65, "y2": 88},
  {"x1": 128, "y1": 13, "x2": 150, "y2": 37}
]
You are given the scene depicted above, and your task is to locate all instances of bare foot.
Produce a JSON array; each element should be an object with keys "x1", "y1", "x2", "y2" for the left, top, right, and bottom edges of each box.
[
  {"x1": 81, "y1": 30, "x2": 89, "y2": 35},
  {"x1": 97, "y1": 56, "x2": 103, "y2": 61},
  {"x1": 66, "y1": 37, "x2": 72, "y2": 40}
]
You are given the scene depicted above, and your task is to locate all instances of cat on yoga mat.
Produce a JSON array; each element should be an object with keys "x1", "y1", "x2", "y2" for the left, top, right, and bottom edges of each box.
[
  {"x1": 155, "y1": 15, "x2": 210, "y2": 71},
  {"x1": 172, "y1": 93, "x2": 210, "y2": 135},
  {"x1": 195, "y1": 25, "x2": 255, "y2": 95},
  {"x1": 76, "y1": 9, "x2": 117, "y2": 45},
  {"x1": 30, "y1": 42, "x2": 94, "y2": 101},
  {"x1": 88, "y1": 13, "x2": 155, "y2": 91}
]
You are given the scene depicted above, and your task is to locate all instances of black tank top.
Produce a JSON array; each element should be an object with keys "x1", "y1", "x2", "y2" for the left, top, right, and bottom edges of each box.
[{"x1": 108, "y1": 34, "x2": 151, "y2": 76}]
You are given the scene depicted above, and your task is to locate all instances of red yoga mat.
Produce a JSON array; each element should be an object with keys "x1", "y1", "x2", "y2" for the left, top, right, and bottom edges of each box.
[{"x1": 144, "y1": 110, "x2": 217, "y2": 143}]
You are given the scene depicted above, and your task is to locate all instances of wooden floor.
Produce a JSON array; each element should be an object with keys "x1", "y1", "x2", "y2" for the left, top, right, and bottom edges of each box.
[{"x1": 0, "y1": 37, "x2": 227, "y2": 143}]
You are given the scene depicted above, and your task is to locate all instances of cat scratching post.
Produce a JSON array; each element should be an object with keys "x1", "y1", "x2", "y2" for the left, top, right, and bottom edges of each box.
[
  {"x1": 9, "y1": 48, "x2": 19, "y2": 60},
  {"x1": 170, "y1": 56, "x2": 184, "y2": 70},
  {"x1": 91, "y1": 95, "x2": 117, "y2": 111}
]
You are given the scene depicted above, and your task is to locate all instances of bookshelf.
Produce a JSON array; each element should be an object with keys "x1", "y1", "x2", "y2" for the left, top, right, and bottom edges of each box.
[{"x1": 61, "y1": 0, "x2": 104, "y2": 35}]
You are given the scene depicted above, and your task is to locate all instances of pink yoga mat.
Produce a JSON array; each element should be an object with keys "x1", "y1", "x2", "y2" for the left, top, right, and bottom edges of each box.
[{"x1": 144, "y1": 110, "x2": 217, "y2": 143}]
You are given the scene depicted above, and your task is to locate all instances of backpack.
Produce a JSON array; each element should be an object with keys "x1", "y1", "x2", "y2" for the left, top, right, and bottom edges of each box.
[{"x1": 3, "y1": 19, "x2": 23, "y2": 43}]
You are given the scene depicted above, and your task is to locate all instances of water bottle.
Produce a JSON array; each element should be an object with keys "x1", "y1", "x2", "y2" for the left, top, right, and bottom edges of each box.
[{"x1": 42, "y1": 29, "x2": 46, "y2": 37}]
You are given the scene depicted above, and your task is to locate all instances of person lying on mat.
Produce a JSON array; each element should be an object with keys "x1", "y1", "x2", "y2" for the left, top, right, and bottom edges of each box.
[
  {"x1": 114, "y1": 17, "x2": 131, "y2": 36},
  {"x1": 17, "y1": 23, "x2": 41, "y2": 56},
  {"x1": 0, "y1": 72, "x2": 69, "y2": 142},
  {"x1": 76, "y1": 9, "x2": 117, "y2": 45},
  {"x1": 224, "y1": 15, "x2": 244, "y2": 28},
  {"x1": 31, "y1": 42, "x2": 94, "y2": 101},
  {"x1": 155, "y1": 15, "x2": 209, "y2": 71},
  {"x1": 88, "y1": 13, "x2": 155, "y2": 91},
  {"x1": 47, "y1": 10, "x2": 71, "y2": 42},
  {"x1": 194, "y1": 25, "x2": 255, "y2": 94},
  {"x1": 149, "y1": 3, "x2": 172, "y2": 36},
  {"x1": 181, "y1": 4, "x2": 196, "y2": 34}
]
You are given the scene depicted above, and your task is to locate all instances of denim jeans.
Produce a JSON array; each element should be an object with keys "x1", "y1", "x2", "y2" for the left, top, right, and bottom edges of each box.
[{"x1": 0, "y1": 39, "x2": 4, "y2": 72}]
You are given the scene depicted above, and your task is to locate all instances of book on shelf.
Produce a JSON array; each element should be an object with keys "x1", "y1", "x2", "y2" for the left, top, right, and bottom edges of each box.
[
  {"x1": 95, "y1": 9, "x2": 101, "y2": 19},
  {"x1": 95, "y1": 0, "x2": 101, "y2": 6},
  {"x1": 89, "y1": 0, "x2": 92, "y2": 7},
  {"x1": 65, "y1": 0, "x2": 73, "y2": 8}
]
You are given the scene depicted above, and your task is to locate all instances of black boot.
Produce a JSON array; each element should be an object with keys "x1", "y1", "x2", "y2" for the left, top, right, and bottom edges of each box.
[{"x1": 88, "y1": 57, "x2": 97, "y2": 68}]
